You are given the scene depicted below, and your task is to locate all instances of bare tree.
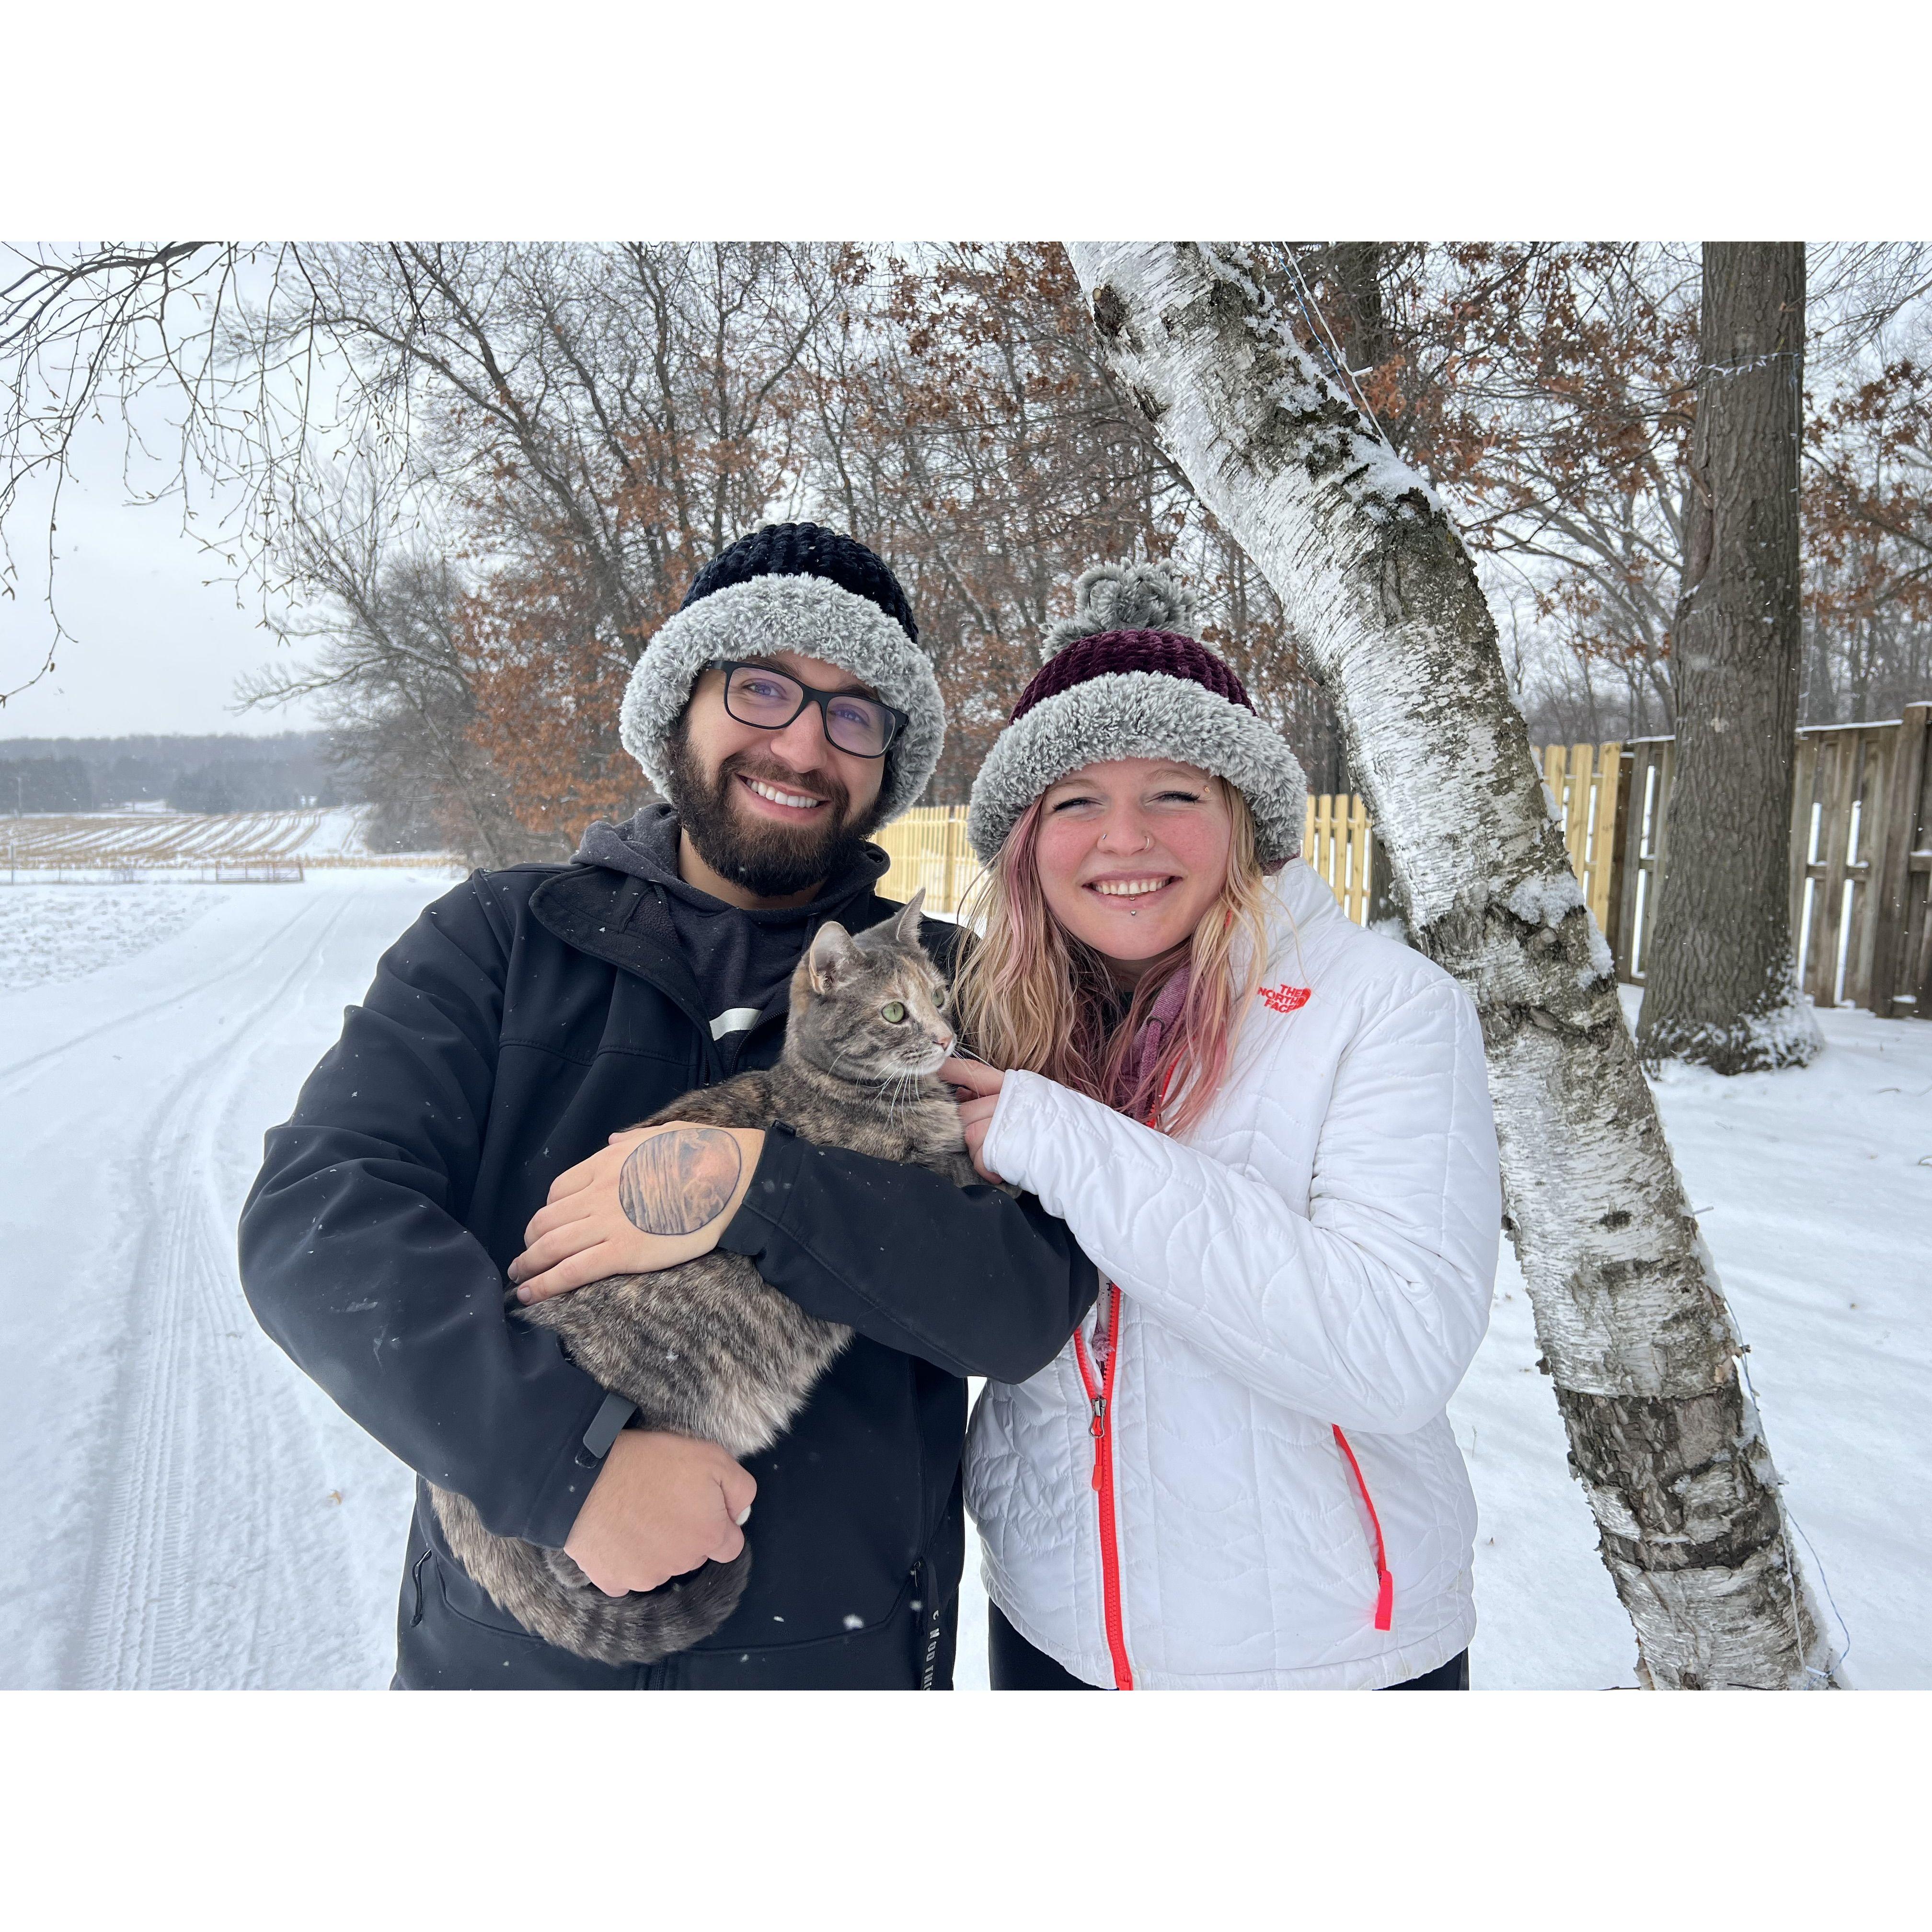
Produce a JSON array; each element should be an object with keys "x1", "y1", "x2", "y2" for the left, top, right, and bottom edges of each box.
[
  {"x1": 1803, "y1": 328, "x2": 1932, "y2": 725},
  {"x1": 1282, "y1": 242, "x2": 1932, "y2": 742},
  {"x1": 1066, "y1": 240, "x2": 1838, "y2": 1690},
  {"x1": 0, "y1": 242, "x2": 324, "y2": 705},
  {"x1": 1637, "y1": 245, "x2": 1820, "y2": 1074},
  {"x1": 2, "y1": 242, "x2": 853, "y2": 846},
  {"x1": 237, "y1": 483, "x2": 528, "y2": 863}
]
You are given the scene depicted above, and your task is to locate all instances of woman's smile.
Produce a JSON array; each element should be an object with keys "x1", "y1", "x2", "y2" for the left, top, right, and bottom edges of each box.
[{"x1": 1085, "y1": 874, "x2": 1179, "y2": 902}]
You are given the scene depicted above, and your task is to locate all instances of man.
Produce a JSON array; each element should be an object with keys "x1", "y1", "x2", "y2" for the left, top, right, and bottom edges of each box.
[{"x1": 240, "y1": 524, "x2": 1095, "y2": 1689}]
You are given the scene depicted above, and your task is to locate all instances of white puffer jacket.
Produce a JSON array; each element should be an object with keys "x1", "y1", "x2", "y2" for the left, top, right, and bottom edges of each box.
[{"x1": 965, "y1": 860, "x2": 1502, "y2": 1689}]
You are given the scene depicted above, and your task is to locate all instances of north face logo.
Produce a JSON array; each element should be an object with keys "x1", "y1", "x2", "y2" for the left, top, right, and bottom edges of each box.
[{"x1": 1258, "y1": 984, "x2": 1311, "y2": 1014}]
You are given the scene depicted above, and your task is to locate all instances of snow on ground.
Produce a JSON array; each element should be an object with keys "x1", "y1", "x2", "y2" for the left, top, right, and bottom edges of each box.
[
  {"x1": 0, "y1": 868, "x2": 455, "y2": 1689},
  {"x1": 1447, "y1": 987, "x2": 1932, "y2": 1689},
  {"x1": 1, "y1": 875, "x2": 1925, "y2": 1689},
  {"x1": 0, "y1": 882, "x2": 225, "y2": 993}
]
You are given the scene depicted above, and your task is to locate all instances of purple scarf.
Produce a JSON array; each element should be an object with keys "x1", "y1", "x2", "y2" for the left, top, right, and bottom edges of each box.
[{"x1": 1115, "y1": 966, "x2": 1190, "y2": 1119}]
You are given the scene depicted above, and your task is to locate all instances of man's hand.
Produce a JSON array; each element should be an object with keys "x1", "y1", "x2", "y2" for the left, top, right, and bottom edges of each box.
[
  {"x1": 509, "y1": 1122, "x2": 764, "y2": 1303},
  {"x1": 939, "y1": 1058, "x2": 1008, "y2": 1184},
  {"x1": 564, "y1": 1429, "x2": 757, "y2": 1597}
]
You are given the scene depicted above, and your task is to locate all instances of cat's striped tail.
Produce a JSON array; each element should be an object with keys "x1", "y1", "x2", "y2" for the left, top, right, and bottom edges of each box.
[{"x1": 428, "y1": 1485, "x2": 752, "y2": 1666}]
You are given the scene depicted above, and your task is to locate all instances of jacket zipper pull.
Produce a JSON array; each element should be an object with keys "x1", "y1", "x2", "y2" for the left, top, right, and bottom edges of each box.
[{"x1": 1089, "y1": 1395, "x2": 1106, "y2": 1489}]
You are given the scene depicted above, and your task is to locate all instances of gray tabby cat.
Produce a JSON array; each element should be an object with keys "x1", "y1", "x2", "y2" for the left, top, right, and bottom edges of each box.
[{"x1": 429, "y1": 889, "x2": 977, "y2": 1665}]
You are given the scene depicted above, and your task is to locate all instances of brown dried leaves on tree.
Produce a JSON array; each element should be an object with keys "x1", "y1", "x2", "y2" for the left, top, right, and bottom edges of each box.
[{"x1": 1804, "y1": 356, "x2": 1932, "y2": 717}]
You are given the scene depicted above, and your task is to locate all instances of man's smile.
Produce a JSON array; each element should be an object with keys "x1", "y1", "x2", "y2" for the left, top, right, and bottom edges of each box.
[{"x1": 735, "y1": 771, "x2": 832, "y2": 818}]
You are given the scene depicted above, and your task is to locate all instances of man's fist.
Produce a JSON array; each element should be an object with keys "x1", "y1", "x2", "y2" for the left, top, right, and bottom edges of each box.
[{"x1": 564, "y1": 1430, "x2": 757, "y2": 1598}]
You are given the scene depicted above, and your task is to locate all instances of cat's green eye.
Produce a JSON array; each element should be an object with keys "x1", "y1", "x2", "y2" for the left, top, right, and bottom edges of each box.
[{"x1": 881, "y1": 1001, "x2": 907, "y2": 1024}]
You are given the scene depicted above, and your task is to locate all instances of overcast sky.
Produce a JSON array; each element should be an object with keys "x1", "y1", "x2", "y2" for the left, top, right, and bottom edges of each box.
[{"x1": 0, "y1": 402, "x2": 326, "y2": 743}]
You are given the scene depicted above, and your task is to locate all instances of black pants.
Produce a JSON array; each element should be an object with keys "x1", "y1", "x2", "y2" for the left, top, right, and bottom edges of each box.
[{"x1": 988, "y1": 1605, "x2": 1469, "y2": 1690}]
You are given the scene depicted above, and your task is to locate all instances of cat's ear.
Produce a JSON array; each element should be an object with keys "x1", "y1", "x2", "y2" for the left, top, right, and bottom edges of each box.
[
  {"x1": 890, "y1": 887, "x2": 927, "y2": 948},
  {"x1": 807, "y1": 920, "x2": 862, "y2": 992}
]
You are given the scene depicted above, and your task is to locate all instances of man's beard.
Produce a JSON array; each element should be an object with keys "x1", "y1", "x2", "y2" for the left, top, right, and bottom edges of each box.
[{"x1": 663, "y1": 734, "x2": 885, "y2": 898}]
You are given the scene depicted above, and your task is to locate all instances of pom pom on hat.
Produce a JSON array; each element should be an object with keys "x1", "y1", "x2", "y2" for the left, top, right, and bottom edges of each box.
[{"x1": 1041, "y1": 561, "x2": 1197, "y2": 657}]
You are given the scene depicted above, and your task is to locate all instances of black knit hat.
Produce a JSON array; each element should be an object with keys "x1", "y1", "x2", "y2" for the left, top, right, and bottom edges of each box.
[
  {"x1": 620, "y1": 523, "x2": 944, "y2": 820},
  {"x1": 682, "y1": 522, "x2": 919, "y2": 642}
]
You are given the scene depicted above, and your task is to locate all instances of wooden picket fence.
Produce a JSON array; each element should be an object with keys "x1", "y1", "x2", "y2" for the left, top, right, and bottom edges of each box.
[
  {"x1": 1302, "y1": 792, "x2": 1375, "y2": 924},
  {"x1": 879, "y1": 705, "x2": 1932, "y2": 1022},
  {"x1": 873, "y1": 806, "x2": 981, "y2": 914}
]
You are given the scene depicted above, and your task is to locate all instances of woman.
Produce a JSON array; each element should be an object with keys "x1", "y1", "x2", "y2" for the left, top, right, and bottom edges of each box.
[{"x1": 944, "y1": 564, "x2": 1501, "y2": 1690}]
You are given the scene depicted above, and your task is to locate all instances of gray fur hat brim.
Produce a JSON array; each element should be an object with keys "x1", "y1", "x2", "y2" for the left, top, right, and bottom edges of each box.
[
  {"x1": 966, "y1": 671, "x2": 1308, "y2": 864},
  {"x1": 619, "y1": 575, "x2": 945, "y2": 821}
]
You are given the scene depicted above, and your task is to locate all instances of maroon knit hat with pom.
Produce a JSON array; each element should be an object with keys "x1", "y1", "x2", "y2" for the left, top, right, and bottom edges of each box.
[
  {"x1": 1010, "y1": 626, "x2": 1255, "y2": 722},
  {"x1": 967, "y1": 563, "x2": 1308, "y2": 864}
]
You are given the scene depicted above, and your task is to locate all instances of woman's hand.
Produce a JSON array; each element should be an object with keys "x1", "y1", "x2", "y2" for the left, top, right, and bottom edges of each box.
[
  {"x1": 940, "y1": 1058, "x2": 1008, "y2": 1184},
  {"x1": 509, "y1": 1122, "x2": 764, "y2": 1303}
]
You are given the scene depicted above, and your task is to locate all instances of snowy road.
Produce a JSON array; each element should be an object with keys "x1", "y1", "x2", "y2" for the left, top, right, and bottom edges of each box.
[
  {"x1": 2, "y1": 872, "x2": 1927, "y2": 1688},
  {"x1": 1, "y1": 873, "x2": 433, "y2": 1688}
]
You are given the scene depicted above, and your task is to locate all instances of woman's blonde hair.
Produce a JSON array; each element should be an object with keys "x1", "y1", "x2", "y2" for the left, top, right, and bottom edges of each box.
[{"x1": 954, "y1": 776, "x2": 1273, "y2": 1138}]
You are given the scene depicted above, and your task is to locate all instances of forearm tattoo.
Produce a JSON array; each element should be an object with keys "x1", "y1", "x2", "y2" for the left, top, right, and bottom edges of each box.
[{"x1": 618, "y1": 1127, "x2": 743, "y2": 1237}]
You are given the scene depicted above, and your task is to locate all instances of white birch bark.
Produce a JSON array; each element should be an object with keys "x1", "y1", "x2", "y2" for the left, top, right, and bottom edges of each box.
[{"x1": 1067, "y1": 242, "x2": 1839, "y2": 1690}]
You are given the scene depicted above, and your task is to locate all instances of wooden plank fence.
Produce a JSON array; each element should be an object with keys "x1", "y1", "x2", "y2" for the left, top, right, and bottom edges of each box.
[
  {"x1": 879, "y1": 704, "x2": 1932, "y2": 1022},
  {"x1": 1541, "y1": 740, "x2": 1624, "y2": 936},
  {"x1": 873, "y1": 806, "x2": 980, "y2": 915},
  {"x1": 1614, "y1": 710, "x2": 1932, "y2": 1016}
]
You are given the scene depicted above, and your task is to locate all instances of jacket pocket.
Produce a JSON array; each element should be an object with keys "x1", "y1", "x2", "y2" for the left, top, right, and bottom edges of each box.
[
  {"x1": 665, "y1": 1562, "x2": 954, "y2": 1690},
  {"x1": 395, "y1": 1545, "x2": 637, "y2": 1690}
]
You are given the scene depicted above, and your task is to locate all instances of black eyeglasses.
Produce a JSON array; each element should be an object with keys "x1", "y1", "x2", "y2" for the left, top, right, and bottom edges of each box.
[{"x1": 717, "y1": 660, "x2": 907, "y2": 759}]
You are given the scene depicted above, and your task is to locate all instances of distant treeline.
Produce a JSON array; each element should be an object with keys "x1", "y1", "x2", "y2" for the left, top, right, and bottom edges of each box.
[{"x1": 0, "y1": 732, "x2": 365, "y2": 815}]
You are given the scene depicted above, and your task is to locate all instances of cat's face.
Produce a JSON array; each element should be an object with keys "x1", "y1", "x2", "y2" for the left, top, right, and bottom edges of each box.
[{"x1": 787, "y1": 889, "x2": 956, "y2": 1083}]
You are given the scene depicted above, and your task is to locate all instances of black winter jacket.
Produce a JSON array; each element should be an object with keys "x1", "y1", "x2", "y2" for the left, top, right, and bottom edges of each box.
[{"x1": 238, "y1": 860, "x2": 1096, "y2": 1689}]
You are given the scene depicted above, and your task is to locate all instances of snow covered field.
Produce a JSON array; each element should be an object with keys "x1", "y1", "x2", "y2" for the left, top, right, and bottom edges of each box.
[{"x1": 1, "y1": 869, "x2": 1926, "y2": 1689}]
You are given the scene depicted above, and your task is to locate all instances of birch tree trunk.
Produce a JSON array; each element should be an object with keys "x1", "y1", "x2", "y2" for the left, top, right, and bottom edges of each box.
[
  {"x1": 1637, "y1": 244, "x2": 1820, "y2": 1073},
  {"x1": 1067, "y1": 242, "x2": 1839, "y2": 1690}
]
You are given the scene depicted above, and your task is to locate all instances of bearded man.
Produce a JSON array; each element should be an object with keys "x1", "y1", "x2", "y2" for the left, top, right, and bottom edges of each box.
[{"x1": 240, "y1": 525, "x2": 1095, "y2": 1689}]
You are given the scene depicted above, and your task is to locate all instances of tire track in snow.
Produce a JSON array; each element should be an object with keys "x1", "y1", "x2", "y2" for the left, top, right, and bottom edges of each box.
[{"x1": 71, "y1": 886, "x2": 369, "y2": 1689}]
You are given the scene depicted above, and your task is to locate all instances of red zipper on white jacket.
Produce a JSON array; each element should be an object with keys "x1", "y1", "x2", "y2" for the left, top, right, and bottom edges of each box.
[
  {"x1": 1067, "y1": 1063, "x2": 1177, "y2": 1692},
  {"x1": 1333, "y1": 1424, "x2": 1395, "y2": 1632},
  {"x1": 1071, "y1": 1285, "x2": 1133, "y2": 1690},
  {"x1": 1062, "y1": 1062, "x2": 1393, "y2": 1689}
]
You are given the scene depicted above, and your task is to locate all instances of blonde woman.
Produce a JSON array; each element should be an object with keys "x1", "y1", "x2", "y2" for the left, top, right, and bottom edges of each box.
[{"x1": 944, "y1": 565, "x2": 1502, "y2": 1690}]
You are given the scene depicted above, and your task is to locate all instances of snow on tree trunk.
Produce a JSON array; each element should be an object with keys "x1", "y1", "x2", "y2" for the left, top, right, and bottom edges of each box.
[
  {"x1": 1067, "y1": 242, "x2": 1838, "y2": 1690},
  {"x1": 1636, "y1": 243, "x2": 1821, "y2": 1074}
]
